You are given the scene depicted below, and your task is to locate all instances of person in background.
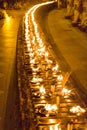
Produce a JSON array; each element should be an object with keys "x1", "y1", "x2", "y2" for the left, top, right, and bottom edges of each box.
[
  {"x1": 62, "y1": 0, "x2": 67, "y2": 8},
  {"x1": 72, "y1": 0, "x2": 82, "y2": 26},
  {"x1": 3, "y1": 1, "x2": 8, "y2": 9},
  {"x1": 65, "y1": 0, "x2": 74, "y2": 19},
  {"x1": 78, "y1": 0, "x2": 87, "y2": 32},
  {"x1": 57, "y1": 0, "x2": 62, "y2": 9}
]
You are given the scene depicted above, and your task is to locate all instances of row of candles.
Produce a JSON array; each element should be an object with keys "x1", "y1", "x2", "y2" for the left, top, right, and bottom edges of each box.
[{"x1": 23, "y1": 1, "x2": 86, "y2": 130}]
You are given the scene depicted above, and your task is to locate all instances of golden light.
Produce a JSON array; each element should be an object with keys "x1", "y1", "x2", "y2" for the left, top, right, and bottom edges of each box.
[
  {"x1": 40, "y1": 85, "x2": 46, "y2": 94},
  {"x1": 62, "y1": 88, "x2": 71, "y2": 97},
  {"x1": 45, "y1": 104, "x2": 57, "y2": 111},
  {"x1": 45, "y1": 52, "x2": 49, "y2": 57},
  {"x1": 21, "y1": 1, "x2": 87, "y2": 129},
  {"x1": 52, "y1": 105, "x2": 58, "y2": 110},
  {"x1": 32, "y1": 67, "x2": 39, "y2": 72},
  {"x1": 32, "y1": 36, "x2": 35, "y2": 44},
  {"x1": 38, "y1": 77, "x2": 43, "y2": 82},
  {"x1": 27, "y1": 42, "x2": 31, "y2": 48},
  {"x1": 29, "y1": 52, "x2": 34, "y2": 57},
  {"x1": 31, "y1": 77, "x2": 38, "y2": 83},
  {"x1": 47, "y1": 59, "x2": 53, "y2": 64},
  {"x1": 57, "y1": 75, "x2": 63, "y2": 82},
  {"x1": 31, "y1": 77, "x2": 43, "y2": 83},
  {"x1": 70, "y1": 105, "x2": 86, "y2": 115},
  {"x1": 45, "y1": 104, "x2": 52, "y2": 111},
  {"x1": 30, "y1": 59, "x2": 35, "y2": 64},
  {"x1": 3, "y1": 10, "x2": 10, "y2": 22},
  {"x1": 49, "y1": 124, "x2": 60, "y2": 130},
  {"x1": 39, "y1": 39, "x2": 43, "y2": 44},
  {"x1": 40, "y1": 46, "x2": 46, "y2": 52},
  {"x1": 5, "y1": 14, "x2": 10, "y2": 22},
  {"x1": 52, "y1": 64, "x2": 59, "y2": 71},
  {"x1": 28, "y1": 48, "x2": 33, "y2": 52}
]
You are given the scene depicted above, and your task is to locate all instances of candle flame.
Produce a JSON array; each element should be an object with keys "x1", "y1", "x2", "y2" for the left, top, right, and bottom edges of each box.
[{"x1": 70, "y1": 105, "x2": 86, "y2": 115}]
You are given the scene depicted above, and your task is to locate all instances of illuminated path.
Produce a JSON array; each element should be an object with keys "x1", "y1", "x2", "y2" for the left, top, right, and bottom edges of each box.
[{"x1": 17, "y1": 1, "x2": 87, "y2": 130}]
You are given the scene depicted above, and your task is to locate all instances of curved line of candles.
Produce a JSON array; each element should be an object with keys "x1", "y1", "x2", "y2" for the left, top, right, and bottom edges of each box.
[{"x1": 24, "y1": 1, "x2": 86, "y2": 129}]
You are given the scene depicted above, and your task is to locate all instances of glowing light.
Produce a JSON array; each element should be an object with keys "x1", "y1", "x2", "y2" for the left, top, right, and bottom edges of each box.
[
  {"x1": 45, "y1": 52, "x2": 49, "y2": 57},
  {"x1": 45, "y1": 104, "x2": 57, "y2": 111},
  {"x1": 28, "y1": 47, "x2": 33, "y2": 52},
  {"x1": 57, "y1": 75, "x2": 63, "y2": 82},
  {"x1": 30, "y1": 59, "x2": 35, "y2": 64},
  {"x1": 31, "y1": 77, "x2": 43, "y2": 83},
  {"x1": 62, "y1": 88, "x2": 71, "y2": 97},
  {"x1": 5, "y1": 15, "x2": 10, "y2": 22},
  {"x1": 27, "y1": 42, "x2": 31, "y2": 47},
  {"x1": 21, "y1": 2, "x2": 87, "y2": 129},
  {"x1": 3, "y1": 10, "x2": 10, "y2": 22},
  {"x1": 29, "y1": 52, "x2": 34, "y2": 57},
  {"x1": 70, "y1": 105, "x2": 86, "y2": 115},
  {"x1": 32, "y1": 67, "x2": 39, "y2": 72},
  {"x1": 40, "y1": 85, "x2": 45, "y2": 94},
  {"x1": 47, "y1": 59, "x2": 53, "y2": 64},
  {"x1": 52, "y1": 64, "x2": 59, "y2": 71},
  {"x1": 49, "y1": 124, "x2": 60, "y2": 130}
]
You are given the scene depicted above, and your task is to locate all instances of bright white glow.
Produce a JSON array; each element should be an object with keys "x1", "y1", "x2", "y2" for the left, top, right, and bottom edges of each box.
[
  {"x1": 45, "y1": 104, "x2": 57, "y2": 111},
  {"x1": 40, "y1": 85, "x2": 45, "y2": 94},
  {"x1": 70, "y1": 105, "x2": 86, "y2": 115},
  {"x1": 49, "y1": 124, "x2": 60, "y2": 130},
  {"x1": 62, "y1": 88, "x2": 71, "y2": 97},
  {"x1": 30, "y1": 59, "x2": 35, "y2": 64},
  {"x1": 46, "y1": 59, "x2": 53, "y2": 64},
  {"x1": 32, "y1": 67, "x2": 39, "y2": 72},
  {"x1": 52, "y1": 64, "x2": 59, "y2": 71},
  {"x1": 57, "y1": 75, "x2": 63, "y2": 81},
  {"x1": 45, "y1": 52, "x2": 49, "y2": 57},
  {"x1": 31, "y1": 77, "x2": 43, "y2": 83}
]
